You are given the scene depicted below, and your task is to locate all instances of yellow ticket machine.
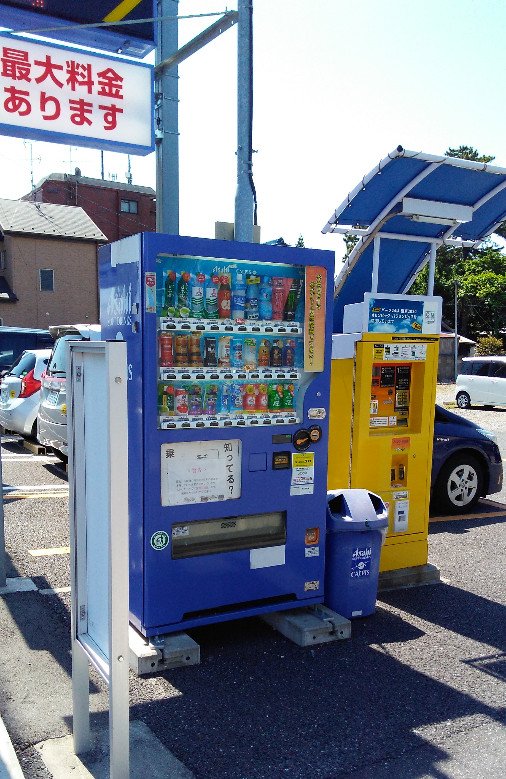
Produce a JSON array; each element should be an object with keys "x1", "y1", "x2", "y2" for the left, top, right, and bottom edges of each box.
[{"x1": 328, "y1": 293, "x2": 442, "y2": 573}]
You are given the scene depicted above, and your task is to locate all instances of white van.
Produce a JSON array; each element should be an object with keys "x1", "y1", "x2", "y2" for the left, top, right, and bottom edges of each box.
[
  {"x1": 456, "y1": 356, "x2": 506, "y2": 409},
  {"x1": 37, "y1": 324, "x2": 101, "y2": 458}
]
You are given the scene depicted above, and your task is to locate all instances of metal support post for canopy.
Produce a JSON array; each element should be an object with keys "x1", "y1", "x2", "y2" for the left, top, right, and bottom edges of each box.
[
  {"x1": 371, "y1": 236, "x2": 380, "y2": 293},
  {"x1": 427, "y1": 243, "x2": 437, "y2": 295}
]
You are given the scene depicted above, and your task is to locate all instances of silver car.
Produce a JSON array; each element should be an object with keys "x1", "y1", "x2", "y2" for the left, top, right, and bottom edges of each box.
[
  {"x1": 37, "y1": 324, "x2": 101, "y2": 458},
  {"x1": 0, "y1": 349, "x2": 51, "y2": 437}
]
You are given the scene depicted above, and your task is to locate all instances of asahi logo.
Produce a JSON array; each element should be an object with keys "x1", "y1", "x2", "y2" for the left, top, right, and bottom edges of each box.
[
  {"x1": 352, "y1": 547, "x2": 372, "y2": 561},
  {"x1": 105, "y1": 284, "x2": 133, "y2": 326}
]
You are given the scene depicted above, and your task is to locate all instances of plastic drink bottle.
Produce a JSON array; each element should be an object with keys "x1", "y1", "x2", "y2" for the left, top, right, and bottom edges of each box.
[
  {"x1": 205, "y1": 274, "x2": 220, "y2": 318},
  {"x1": 177, "y1": 272, "x2": 191, "y2": 317},
  {"x1": 271, "y1": 277, "x2": 286, "y2": 320},
  {"x1": 245, "y1": 274, "x2": 260, "y2": 320},
  {"x1": 163, "y1": 271, "x2": 176, "y2": 315},
  {"x1": 190, "y1": 273, "x2": 205, "y2": 317},
  {"x1": 258, "y1": 276, "x2": 272, "y2": 320},
  {"x1": 283, "y1": 278, "x2": 303, "y2": 321},
  {"x1": 217, "y1": 275, "x2": 232, "y2": 319},
  {"x1": 231, "y1": 269, "x2": 246, "y2": 319}
]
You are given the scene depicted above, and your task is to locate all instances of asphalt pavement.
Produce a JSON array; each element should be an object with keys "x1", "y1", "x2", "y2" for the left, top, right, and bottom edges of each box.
[{"x1": 0, "y1": 407, "x2": 505, "y2": 778}]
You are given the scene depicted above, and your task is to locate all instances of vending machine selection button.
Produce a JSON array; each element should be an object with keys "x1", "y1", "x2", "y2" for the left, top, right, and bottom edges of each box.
[{"x1": 293, "y1": 429, "x2": 311, "y2": 451}]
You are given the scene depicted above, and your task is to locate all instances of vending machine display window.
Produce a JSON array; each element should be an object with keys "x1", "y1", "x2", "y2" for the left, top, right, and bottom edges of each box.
[{"x1": 155, "y1": 254, "x2": 321, "y2": 430}]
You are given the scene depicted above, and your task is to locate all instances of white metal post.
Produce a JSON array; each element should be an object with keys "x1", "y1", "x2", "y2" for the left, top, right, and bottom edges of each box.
[
  {"x1": 107, "y1": 344, "x2": 130, "y2": 779},
  {"x1": 69, "y1": 341, "x2": 129, "y2": 775}
]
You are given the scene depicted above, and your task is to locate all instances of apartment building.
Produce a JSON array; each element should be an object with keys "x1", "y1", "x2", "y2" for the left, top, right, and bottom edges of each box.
[{"x1": 23, "y1": 170, "x2": 156, "y2": 242}]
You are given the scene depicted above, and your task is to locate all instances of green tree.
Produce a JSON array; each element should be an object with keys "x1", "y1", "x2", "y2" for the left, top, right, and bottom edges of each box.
[
  {"x1": 445, "y1": 145, "x2": 495, "y2": 163},
  {"x1": 410, "y1": 242, "x2": 506, "y2": 340},
  {"x1": 475, "y1": 335, "x2": 504, "y2": 355}
]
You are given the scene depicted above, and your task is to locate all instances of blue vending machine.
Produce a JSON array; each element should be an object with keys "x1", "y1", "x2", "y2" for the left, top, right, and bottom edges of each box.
[{"x1": 99, "y1": 234, "x2": 334, "y2": 637}]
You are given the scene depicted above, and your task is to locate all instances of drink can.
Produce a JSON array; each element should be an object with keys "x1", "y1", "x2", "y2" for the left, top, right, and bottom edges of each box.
[
  {"x1": 229, "y1": 382, "x2": 243, "y2": 412},
  {"x1": 174, "y1": 334, "x2": 189, "y2": 366},
  {"x1": 218, "y1": 335, "x2": 231, "y2": 367},
  {"x1": 188, "y1": 384, "x2": 203, "y2": 416},
  {"x1": 256, "y1": 383, "x2": 268, "y2": 412},
  {"x1": 175, "y1": 386, "x2": 189, "y2": 416},
  {"x1": 267, "y1": 383, "x2": 283, "y2": 412},
  {"x1": 230, "y1": 337, "x2": 243, "y2": 367},
  {"x1": 269, "y1": 339, "x2": 283, "y2": 368},
  {"x1": 204, "y1": 383, "x2": 219, "y2": 415},
  {"x1": 159, "y1": 332, "x2": 174, "y2": 367},
  {"x1": 203, "y1": 336, "x2": 218, "y2": 367},
  {"x1": 282, "y1": 339, "x2": 295, "y2": 367},
  {"x1": 243, "y1": 383, "x2": 257, "y2": 412},
  {"x1": 163, "y1": 385, "x2": 175, "y2": 416},
  {"x1": 219, "y1": 382, "x2": 230, "y2": 413},
  {"x1": 258, "y1": 338, "x2": 270, "y2": 367},
  {"x1": 188, "y1": 332, "x2": 202, "y2": 366},
  {"x1": 243, "y1": 338, "x2": 257, "y2": 369}
]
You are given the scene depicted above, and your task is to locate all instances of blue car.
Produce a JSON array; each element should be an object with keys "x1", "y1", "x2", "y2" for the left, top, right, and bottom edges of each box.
[{"x1": 431, "y1": 404, "x2": 503, "y2": 514}]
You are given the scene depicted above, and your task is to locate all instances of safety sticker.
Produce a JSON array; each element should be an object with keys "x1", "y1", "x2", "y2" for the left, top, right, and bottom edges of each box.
[
  {"x1": 370, "y1": 416, "x2": 389, "y2": 427},
  {"x1": 370, "y1": 399, "x2": 378, "y2": 414},
  {"x1": 304, "y1": 580, "x2": 320, "y2": 591},
  {"x1": 150, "y1": 531, "x2": 169, "y2": 550},
  {"x1": 291, "y1": 452, "x2": 315, "y2": 496},
  {"x1": 305, "y1": 547, "x2": 320, "y2": 558}
]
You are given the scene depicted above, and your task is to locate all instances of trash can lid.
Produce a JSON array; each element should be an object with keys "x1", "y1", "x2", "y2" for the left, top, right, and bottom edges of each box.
[{"x1": 327, "y1": 489, "x2": 388, "y2": 532}]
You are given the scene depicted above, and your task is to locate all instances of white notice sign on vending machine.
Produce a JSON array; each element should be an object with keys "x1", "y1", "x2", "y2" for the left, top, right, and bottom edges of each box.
[{"x1": 161, "y1": 440, "x2": 242, "y2": 506}]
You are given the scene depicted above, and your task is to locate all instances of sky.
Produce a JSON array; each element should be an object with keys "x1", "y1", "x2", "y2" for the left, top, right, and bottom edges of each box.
[{"x1": 1, "y1": 0, "x2": 506, "y2": 262}]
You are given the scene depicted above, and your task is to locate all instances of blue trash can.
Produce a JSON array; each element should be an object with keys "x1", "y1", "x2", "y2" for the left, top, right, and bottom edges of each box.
[{"x1": 324, "y1": 489, "x2": 388, "y2": 618}]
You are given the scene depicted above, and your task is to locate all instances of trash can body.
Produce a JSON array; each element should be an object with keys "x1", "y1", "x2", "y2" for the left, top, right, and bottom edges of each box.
[{"x1": 325, "y1": 489, "x2": 388, "y2": 618}]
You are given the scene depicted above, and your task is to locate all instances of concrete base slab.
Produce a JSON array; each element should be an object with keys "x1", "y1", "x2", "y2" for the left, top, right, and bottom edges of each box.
[
  {"x1": 35, "y1": 719, "x2": 194, "y2": 779},
  {"x1": 129, "y1": 625, "x2": 200, "y2": 675},
  {"x1": 0, "y1": 577, "x2": 37, "y2": 595},
  {"x1": 262, "y1": 604, "x2": 351, "y2": 647},
  {"x1": 378, "y1": 563, "x2": 441, "y2": 592}
]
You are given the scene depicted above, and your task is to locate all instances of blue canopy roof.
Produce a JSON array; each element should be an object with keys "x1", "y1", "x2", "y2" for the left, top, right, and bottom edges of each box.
[{"x1": 323, "y1": 147, "x2": 506, "y2": 332}]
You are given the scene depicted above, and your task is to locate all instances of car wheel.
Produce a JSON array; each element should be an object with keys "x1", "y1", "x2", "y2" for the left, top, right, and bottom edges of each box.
[
  {"x1": 456, "y1": 392, "x2": 471, "y2": 409},
  {"x1": 433, "y1": 453, "x2": 484, "y2": 514}
]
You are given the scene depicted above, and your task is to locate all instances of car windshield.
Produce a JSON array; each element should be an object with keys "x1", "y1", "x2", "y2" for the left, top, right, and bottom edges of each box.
[
  {"x1": 47, "y1": 335, "x2": 79, "y2": 376},
  {"x1": 8, "y1": 351, "x2": 36, "y2": 378}
]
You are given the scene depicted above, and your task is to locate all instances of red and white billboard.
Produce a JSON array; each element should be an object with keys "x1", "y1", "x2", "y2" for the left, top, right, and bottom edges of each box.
[{"x1": 0, "y1": 33, "x2": 154, "y2": 155}]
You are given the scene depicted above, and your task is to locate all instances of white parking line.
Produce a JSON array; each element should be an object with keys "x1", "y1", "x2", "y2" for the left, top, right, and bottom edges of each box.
[
  {"x1": 3, "y1": 484, "x2": 68, "y2": 492},
  {"x1": 29, "y1": 547, "x2": 70, "y2": 557}
]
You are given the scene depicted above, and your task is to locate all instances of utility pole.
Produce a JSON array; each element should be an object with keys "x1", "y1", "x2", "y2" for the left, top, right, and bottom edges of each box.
[
  {"x1": 234, "y1": 0, "x2": 255, "y2": 242},
  {"x1": 156, "y1": 0, "x2": 179, "y2": 234}
]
